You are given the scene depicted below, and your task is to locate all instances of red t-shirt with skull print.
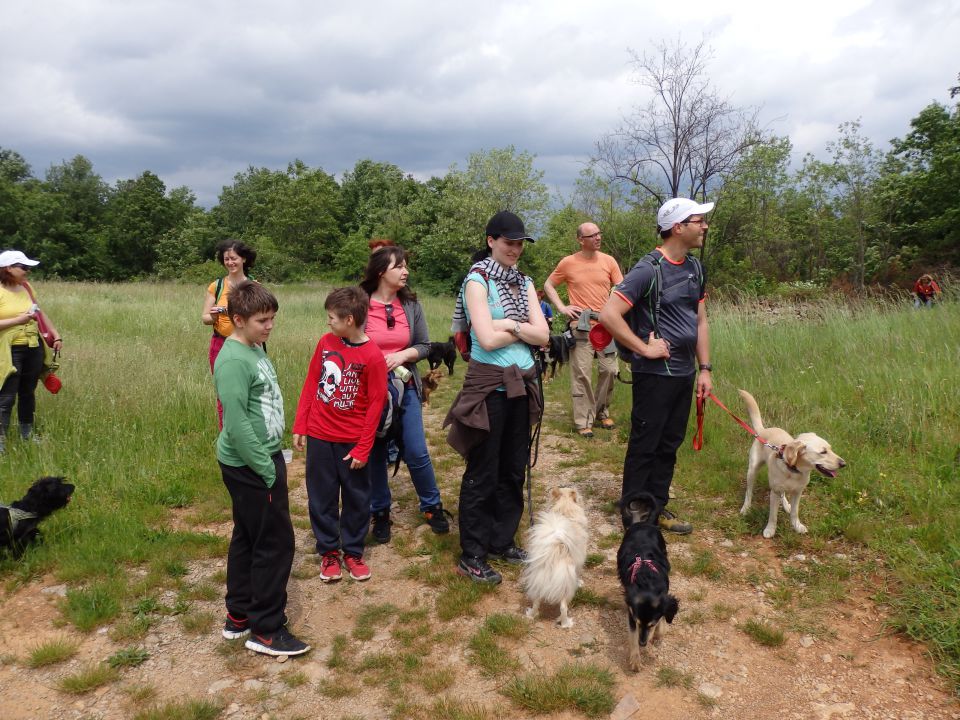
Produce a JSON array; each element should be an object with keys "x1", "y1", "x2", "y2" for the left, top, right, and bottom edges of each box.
[{"x1": 292, "y1": 332, "x2": 387, "y2": 464}]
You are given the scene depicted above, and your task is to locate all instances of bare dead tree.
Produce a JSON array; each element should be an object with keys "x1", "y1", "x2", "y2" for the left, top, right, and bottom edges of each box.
[{"x1": 595, "y1": 39, "x2": 762, "y2": 207}]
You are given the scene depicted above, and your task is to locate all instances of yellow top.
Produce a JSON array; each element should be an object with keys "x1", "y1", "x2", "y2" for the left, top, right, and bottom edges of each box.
[
  {"x1": 0, "y1": 285, "x2": 39, "y2": 347},
  {"x1": 207, "y1": 278, "x2": 235, "y2": 338}
]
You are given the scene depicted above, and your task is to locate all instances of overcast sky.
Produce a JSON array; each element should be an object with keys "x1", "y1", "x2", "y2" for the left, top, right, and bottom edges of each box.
[{"x1": 2, "y1": 0, "x2": 957, "y2": 206}]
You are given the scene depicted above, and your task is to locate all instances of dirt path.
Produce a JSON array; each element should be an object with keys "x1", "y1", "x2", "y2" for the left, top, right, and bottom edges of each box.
[{"x1": 1, "y1": 391, "x2": 958, "y2": 720}]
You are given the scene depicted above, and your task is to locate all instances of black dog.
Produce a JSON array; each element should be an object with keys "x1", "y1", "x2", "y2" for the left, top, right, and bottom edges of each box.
[
  {"x1": 547, "y1": 334, "x2": 570, "y2": 379},
  {"x1": 428, "y1": 337, "x2": 457, "y2": 376},
  {"x1": 617, "y1": 493, "x2": 679, "y2": 671},
  {"x1": 1, "y1": 476, "x2": 75, "y2": 557}
]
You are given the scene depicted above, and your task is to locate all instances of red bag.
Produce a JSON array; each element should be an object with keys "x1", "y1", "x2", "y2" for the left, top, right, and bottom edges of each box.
[
  {"x1": 23, "y1": 282, "x2": 57, "y2": 348},
  {"x1": 42, "y1": 372, "x2": 62, "y2": 394}
]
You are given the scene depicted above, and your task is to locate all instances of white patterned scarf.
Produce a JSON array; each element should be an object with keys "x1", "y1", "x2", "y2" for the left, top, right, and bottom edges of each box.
[{"x1": 451, "y1": 256, "x2": 530, "y2": 333}]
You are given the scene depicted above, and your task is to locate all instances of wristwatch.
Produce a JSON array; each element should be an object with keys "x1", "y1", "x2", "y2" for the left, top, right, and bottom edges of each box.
[
  {"x1": 698, "y1": 363, "x2": 713, "y2": 372},
  {"x1": 512, "y1": 321, "x2": 522, "y2": 337}
]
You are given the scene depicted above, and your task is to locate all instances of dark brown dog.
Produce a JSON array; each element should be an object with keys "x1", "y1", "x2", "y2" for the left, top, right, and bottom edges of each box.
[{"x1": 420, "y1": 368, "x2": 443, "y2": 406}]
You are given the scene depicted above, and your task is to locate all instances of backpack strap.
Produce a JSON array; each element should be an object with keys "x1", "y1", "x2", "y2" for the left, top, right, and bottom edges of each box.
[{"x1": 641, "y1": 251, "x2": 664, "y2": 339}]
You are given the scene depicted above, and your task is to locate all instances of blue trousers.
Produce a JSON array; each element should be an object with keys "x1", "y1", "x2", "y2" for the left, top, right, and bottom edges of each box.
[
  {"x1": 369, "y1": 383, "x2": 442, "y2": 513},
  {"x1": 305, "y1": 437, "x2": 371, "y2": 558}
]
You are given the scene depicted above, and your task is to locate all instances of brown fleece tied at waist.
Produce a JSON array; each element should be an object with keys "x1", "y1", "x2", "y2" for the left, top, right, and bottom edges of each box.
[{"x1": 443, "y1": 360, "x2": 542, "y2": 458}]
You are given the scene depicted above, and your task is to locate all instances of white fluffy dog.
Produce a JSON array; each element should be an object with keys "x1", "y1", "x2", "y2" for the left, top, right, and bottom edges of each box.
[{"x1": 522, "y1": 487, "x2": 589, "y2": 628}]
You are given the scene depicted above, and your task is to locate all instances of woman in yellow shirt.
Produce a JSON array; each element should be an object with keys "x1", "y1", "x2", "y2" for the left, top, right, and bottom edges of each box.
[
  {"x1": 0, "y1": 251, "x2": 62, "y2": 451},
  {"x1": 200, "y1": 239, "x2": 257, "y2": 428}
]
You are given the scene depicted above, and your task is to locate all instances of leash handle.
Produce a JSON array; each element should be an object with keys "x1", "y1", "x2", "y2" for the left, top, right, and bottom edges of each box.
[
  {"x1": 693, "y1": 394, "x2": 705, "y2": 450},
  {"x1": 695, "y1": 391, "x2": 782, "y2": 453}
]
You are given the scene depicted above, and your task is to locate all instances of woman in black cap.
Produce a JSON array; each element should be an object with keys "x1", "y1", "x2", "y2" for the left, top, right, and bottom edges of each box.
[{"x1": 444, "y1": 211, "x2": 549, "y2": 584}]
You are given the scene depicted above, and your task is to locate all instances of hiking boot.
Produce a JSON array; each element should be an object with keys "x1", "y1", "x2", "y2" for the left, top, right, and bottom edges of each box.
[
  {"x1": 319, "y1": 551, "x2": 342, "y2": 582},
  {"x1": 222, "y1": 613, "x2": 250, "y2": 640},
  {"x1": 371, "y1": 510, "x2": 391, "y2": 544},
  {"x1": 658, "y1": 509, "x2": 693, "y2": 535},
  {"x1": 598, "y1": 418, "x2": 616, "y2": 430},
  {"x1": 244, "y1": 627, "x2": 311, "y2": 657},
  {"x1": 488, "y1": 545, "x2": 527, "y2": 564},
  {"x1": 423, "y1": 503, "x2": 452, "y2": 534},
  {"x1": 457, "y1": 556, "x2": 502, "y2": 585},
  {"x1": 343, "y1": 554, "x2": 371, "y2": 581}
]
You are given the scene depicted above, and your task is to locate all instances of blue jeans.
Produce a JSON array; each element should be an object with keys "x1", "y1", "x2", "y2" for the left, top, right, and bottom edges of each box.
[{"x1": 369, "y1": 383, "x2": 442, "y2": 513}]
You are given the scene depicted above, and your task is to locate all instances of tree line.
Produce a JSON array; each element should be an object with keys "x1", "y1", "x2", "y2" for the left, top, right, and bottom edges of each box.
[{"x1": 2, "y1": 45, "x2": 956, "y2": 295}]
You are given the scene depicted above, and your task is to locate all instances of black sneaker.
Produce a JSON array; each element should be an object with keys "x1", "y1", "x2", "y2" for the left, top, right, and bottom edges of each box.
[
  {"x1": 456, "y1": 556, "x2": 502, "y2": 585},
  {"x1": 371, "y1": 510, "x2": 391, "y2": 544},
  {"x1": 223, "y1": 613, "x2": 288, "y2": 640},
  {"x1": 222, "y1": 613, "x2": 250, "y2": 640},
  {"x1": 488, "y1": 545, "x2": 527, "y2": 564},
  {"x1": 423, "y1": 503, "x2": 453, "y2": 534},
  {"x1": 244, "y1": 627, "x2": 311, "y2": 657}
]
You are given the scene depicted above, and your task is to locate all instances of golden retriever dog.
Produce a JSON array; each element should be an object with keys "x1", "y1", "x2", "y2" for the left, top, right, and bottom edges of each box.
[
  {"x1": 522, "y1": 487, "x2": 588, "y2": 628},
  {"x1": 738, "y1": 390, "x2": 846, "y2": 539},
  {"x1": 420, "y1": 368, "x2": 443, "y2": 406}
]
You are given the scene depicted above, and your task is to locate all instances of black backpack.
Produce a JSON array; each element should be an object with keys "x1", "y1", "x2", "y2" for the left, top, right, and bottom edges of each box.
[{"x1": 616, "y1": 250, "x2": 704, "y2": 362}]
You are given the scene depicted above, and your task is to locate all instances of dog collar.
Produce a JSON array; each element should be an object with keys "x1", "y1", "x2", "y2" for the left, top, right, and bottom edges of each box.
[
  {"x1": 629, "y1": 556, "x2": 659, "y2": 583},
  {"x1": 775, "y1": 445, "x2": 800, "y2": 474}
]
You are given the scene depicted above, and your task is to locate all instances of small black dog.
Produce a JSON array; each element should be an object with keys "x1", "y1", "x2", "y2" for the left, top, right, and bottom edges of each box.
[
  {"x1": 617, "y1": 493, "x2": 678, "y2": 671},
  {"x1": 0, "y1": 476, "x2": 75, "y2": 557},
  {"x1": 544, "y1": 333, "x2": 571, "y2": 380},
  {"x1": 428, "y1": 337, "x2": 457, "y2": 376}
]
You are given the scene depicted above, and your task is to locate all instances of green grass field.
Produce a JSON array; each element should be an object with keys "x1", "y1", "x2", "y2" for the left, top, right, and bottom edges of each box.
[{"x1": 1, "y1": 281, "x2": 958, "y2": 692}]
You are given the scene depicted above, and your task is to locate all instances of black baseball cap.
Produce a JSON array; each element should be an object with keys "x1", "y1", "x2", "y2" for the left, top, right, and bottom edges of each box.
[{"x1": 485, "y1": 210, "x2": 535, "y2": 242}]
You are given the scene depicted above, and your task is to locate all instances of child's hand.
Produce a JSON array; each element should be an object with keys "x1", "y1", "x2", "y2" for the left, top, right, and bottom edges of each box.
[
  {"x1": 343, "y1": 453, "x2": 366, "y2": 470},
  {"x1": 292, "y1": 434, "x2": 305, "y2": 452}
]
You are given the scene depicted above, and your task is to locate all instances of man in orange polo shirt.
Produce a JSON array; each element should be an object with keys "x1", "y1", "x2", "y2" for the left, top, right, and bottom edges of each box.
[{"x1": 544, "y1": 222, "x2": 624, "y2": 438}]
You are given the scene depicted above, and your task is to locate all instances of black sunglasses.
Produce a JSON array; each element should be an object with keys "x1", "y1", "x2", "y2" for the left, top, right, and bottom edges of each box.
[
  {"x1": 10, "y1": 263, "x2": 30, "y2": 270},
  {"x1": 385, "y1": 303, "x2": 395, "y2": 329}
]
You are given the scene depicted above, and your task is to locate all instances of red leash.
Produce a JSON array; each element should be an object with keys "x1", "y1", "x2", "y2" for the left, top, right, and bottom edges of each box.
[{"x1": 693, "y1": 392, "x2": 782, "y2": 454}]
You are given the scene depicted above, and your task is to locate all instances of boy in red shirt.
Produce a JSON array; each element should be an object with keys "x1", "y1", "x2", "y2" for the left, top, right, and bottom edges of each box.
[{"x1": 293, "y1": 287, "x2": 387, "y2": 582}]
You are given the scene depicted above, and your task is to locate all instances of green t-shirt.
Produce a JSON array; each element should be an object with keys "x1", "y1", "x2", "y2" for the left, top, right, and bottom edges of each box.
[{"x1": 214, "y1": 338, "x2": 285, "y2": 487}]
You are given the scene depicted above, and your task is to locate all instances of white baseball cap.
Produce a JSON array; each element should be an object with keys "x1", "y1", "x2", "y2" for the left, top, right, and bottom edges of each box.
[
  {"x1": 657, "y1": 198, "x2": 715, "y2": 231},
  {"x1": 0, "y1": 250, "x2": 40, "y2": 268}
]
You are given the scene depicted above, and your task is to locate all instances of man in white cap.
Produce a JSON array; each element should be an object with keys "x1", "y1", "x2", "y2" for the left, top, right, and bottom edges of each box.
[{"x1": 599, "y1": 198, "x2": 714, "y2": 534}]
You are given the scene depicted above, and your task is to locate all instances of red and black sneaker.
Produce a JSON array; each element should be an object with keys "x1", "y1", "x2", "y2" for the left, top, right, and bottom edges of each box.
[
  {"x1": 222, "y1": 613, "x2": 250, "y2": 640},
  {"x1": 423, "y1": 503, "x2": 453, "y2": 534},
  {"x1": 244, "y1": 627, "x2": 311, "y2": 657}
]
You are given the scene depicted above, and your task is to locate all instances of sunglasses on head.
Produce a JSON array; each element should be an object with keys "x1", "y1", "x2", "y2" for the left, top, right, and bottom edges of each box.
[{"x1": 385, "y1": 303, "x2": 395, "y2": 329}]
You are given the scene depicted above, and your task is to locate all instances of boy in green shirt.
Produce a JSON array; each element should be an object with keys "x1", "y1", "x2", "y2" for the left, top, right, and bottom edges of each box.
[{"x1": 214, "y1": 281, "x2": 309, "y2": 657}]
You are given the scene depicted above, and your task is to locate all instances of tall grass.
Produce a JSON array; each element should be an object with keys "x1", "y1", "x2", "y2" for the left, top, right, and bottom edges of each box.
[{"x1": 0, "y1": 282, "x2": 957, "y2": 691}]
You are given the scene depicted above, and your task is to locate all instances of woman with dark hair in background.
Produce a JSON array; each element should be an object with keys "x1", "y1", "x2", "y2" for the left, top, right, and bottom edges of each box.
[
  {"x1": 0, "y1": 250, "x2": 62, "y2": 452},
  {"x1": 445, "y1": 211, "x2": 549, "y2": 584},
  {"x1": 360, "y1": 244, "x2": 452, "y2": 542},
  {"x1": 201, "y1": 239, "x2": 257, "y2": 428}
]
